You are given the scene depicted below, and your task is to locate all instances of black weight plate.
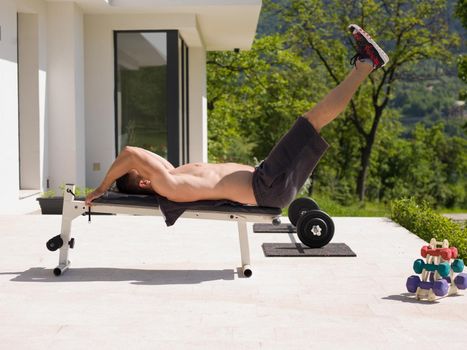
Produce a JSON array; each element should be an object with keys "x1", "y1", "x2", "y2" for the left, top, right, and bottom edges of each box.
[
  {"x1": 288, "y1": 197, "x2": 320, "y2": 226},
  {"x1": 296, "y1": 210, "x2": 334, "y2": 248}
]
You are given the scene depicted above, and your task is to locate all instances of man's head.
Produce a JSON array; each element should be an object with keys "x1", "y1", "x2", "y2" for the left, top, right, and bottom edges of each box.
[{"x1": 116, "y1": 169, "x2": 154, "y2": 195}]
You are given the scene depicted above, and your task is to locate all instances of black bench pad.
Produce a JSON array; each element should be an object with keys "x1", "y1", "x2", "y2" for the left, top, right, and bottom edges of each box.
[{"x1": 93, "y1": 192, "x2": 282, "y2": 216}]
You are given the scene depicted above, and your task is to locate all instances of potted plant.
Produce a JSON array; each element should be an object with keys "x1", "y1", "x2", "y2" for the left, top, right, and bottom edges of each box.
[{"x1": 37, "y1": 185, "x2": 94, "y2": 215}]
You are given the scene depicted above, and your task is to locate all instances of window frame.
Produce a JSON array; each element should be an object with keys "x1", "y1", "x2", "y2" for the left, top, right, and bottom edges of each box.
[{"x1": 113, "y1": 29, "x2": 187, "y2": 167}]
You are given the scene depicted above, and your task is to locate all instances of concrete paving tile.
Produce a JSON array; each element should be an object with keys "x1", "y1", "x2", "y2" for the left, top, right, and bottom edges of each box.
[
  {"x1": 45, "y1": 325, "x2": 208, "y2": 350},
  {"x1": 394, "y1": 322, "x2": 467, "y2": 349},
  {"x1": 272, "y1": 317, "x2": 387, "y2": 348},
  {"x1": 1, "y1": 215, "x2": 467, "y2": 349}
]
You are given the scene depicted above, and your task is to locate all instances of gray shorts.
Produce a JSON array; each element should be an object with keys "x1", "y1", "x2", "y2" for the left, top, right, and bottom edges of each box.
[{"x1": 252, "y1": 116, "x2": 329, "y2": 208}]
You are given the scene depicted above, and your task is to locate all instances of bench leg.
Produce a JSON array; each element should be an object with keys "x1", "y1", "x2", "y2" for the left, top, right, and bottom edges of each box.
[
  {"x1": 53, "y1": 184, "x2": 86, "y2": 276},
  {"x1": 237, "y1": 221, "x2": 252, "y2": 277}
]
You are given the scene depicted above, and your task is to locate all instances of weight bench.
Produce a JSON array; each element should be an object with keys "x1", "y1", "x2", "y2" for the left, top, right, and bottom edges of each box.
[{"x1": 46, "y1": 184, "x2": 282, "y2": 278}]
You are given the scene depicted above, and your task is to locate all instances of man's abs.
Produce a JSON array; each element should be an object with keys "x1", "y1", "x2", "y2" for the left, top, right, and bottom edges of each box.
[{"x1": 166, "y1": 163, "x2": 257, "y2": 205}]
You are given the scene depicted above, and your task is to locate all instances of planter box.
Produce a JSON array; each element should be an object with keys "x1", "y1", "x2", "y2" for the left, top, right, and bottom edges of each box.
[
  {"x1": 37, "y1": 197, "x2": 113, "y2": 215},
  {"x1": 37, "y1": 197, "x2": 63, "y2": 215}
]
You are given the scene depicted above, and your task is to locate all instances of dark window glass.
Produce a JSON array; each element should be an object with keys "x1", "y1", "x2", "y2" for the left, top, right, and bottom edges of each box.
[
  {"x1": 115, "y1": 32, "x2": 168, "y2": 157},
  {"x1": 114, "y1": 31, "x2": 188, "y2": 166}
]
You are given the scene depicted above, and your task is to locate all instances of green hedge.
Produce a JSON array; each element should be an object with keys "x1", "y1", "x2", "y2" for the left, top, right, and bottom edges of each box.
[{"x1": 391, "y1": 198, "x2": 467, "y2": 263}]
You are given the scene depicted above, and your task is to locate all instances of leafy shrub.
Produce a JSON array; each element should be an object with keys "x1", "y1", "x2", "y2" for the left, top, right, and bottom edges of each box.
[
  {"x1": 41, "y1": 190, "x2": 56, "y2": 199},
  {"x1": 74, "y1": 186, "x2": 94, "y2": 197},
  {"x1": 41, "y1": 185, "x2": 94, "y2": 198},
  {"x1": 391, "y1": 198, "x2": 467, "y2": 263}
]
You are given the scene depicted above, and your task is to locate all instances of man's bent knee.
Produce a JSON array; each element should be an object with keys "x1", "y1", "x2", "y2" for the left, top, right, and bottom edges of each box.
[{"x1": 303, "y1": 114, "x2": 322, "y2": 133}]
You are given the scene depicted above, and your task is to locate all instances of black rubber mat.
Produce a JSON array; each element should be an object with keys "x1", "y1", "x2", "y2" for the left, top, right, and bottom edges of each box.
[
  {"x1": 253, "y1": 223, "x2": 296, "y2": 233},
  {"x1": 262, "y1": 243, "x2": 356, "y2": 257}
]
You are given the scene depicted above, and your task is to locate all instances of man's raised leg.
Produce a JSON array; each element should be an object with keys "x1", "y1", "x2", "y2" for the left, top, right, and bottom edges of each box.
[
  {"x1": 305, "y1": 24, "x2": 389, "y2": 132},
  {"x1": 304, "y1": 60, "x2": 372, "y2": 132}
]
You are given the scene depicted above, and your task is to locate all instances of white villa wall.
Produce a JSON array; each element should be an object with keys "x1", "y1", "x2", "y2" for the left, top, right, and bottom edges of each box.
[
  {"x1": 0, "y1": 0, "x2": 258, "y2": 212},
  {"x1": 46, "y1": 2, "x2": 86, "y2": 191},
  {"x1": 0, "y1": 0, "x2": 86, "y2": 212},
  {"x1": 18, "y1": 0, "x2": 50, "y2": 196},
  {"x1": 188, "y1": 47, "x2": 207, "y2": 163},
  {"x1": 0, "y1": 1, "x2": 47, "y2": 212},
  {"x1": 0, "y1": 0, "x2": 48, "y2": 213},
  {"x1": 84, "y1": 14, "x2": 207, "y2": 188},
  {"x1": 18, "y1": 13, "x2": 40, "y2": 190},
  {"x1": 0, "y1": 0, "x2": 20, "y2": 211}
]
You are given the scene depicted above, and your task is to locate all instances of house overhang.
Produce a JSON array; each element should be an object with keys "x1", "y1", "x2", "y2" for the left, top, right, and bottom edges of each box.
[{"x1": 45, "y1": 0, "x2": 262, "y2": 50}]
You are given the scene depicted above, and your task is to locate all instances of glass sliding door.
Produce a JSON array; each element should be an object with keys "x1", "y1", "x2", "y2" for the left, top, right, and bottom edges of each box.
[
  {"x1": 114, "y1": 30, "x2": 188, "y2": 166},
  {"x1": 115, "y1": 31, "x2": 169, "y2": 158}
]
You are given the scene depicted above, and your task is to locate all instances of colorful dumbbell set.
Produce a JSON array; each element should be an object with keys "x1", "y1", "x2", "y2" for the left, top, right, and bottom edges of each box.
[{"x1": 406, "y1": 238, "x2": 466, "y2": 301}]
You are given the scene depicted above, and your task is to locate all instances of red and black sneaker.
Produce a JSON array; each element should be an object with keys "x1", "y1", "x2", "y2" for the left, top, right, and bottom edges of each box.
[{"x1": 348, "y1": 24, "x2": 389, "y2": 70}]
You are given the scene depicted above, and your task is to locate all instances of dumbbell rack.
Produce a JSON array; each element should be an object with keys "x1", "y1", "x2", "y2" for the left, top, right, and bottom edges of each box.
[{"x1": 406, "y1": 238, "x2": 466, "y2": 301}]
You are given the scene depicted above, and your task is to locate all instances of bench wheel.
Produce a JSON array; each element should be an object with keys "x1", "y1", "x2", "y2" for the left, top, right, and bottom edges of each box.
[
  {"x1": 296, "y1": 210, "x2": 334, "y2": 248},
  {"x1": 288, "y1": 197, "x2": 320, "y2": 226},
  {"x1": 46, "y1": 235, "x2": 64, "y2": 252}
]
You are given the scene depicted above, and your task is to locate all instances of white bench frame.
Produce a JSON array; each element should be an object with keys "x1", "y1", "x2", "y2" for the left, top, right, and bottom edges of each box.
[{"x1": 51, "y1": 184, "x2": 281, "y2": 278}]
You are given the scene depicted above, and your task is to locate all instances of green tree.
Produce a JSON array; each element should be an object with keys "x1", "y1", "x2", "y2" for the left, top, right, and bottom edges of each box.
[
  {"x1": 455, "y1": 0, "x2": 467, "y2": 104},
  {"x1": 373, "y1": 121, "x2": 467, "y2": 208},
  {"x1": 455, "y1": 0, "x2": 467, "y2": 28},
  {"x1": 207, "y1": 35, "x2": 324, "y2": 163},
  {"x1": 267, "y1": 0, "x2": 460, "y2": 201}
]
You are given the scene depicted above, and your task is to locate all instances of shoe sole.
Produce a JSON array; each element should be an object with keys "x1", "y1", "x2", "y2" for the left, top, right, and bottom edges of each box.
[{"x1": 348, "y1": 24, "x2": 389, "y2": 68}]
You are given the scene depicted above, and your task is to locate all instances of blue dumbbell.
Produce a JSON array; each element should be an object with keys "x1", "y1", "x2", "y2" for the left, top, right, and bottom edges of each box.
[
  {"x1": 433, "y1": 280, "x2": 449, "y2": 296},
  {"x1": 417, "y1": 280, "x2": 449, "y2": 297},
  {"x1": 413, "y1": 259, "x2": 450, "y2": 277},
  {"x1": 454, "y1": 273, "x2": 467, "y2": 290},
  {"x1": 452, "y1": 259, "x2": 465, "y2": 273},
  {"x1": 418, "y1": 281, "x2": 432, "y2": 291},
  {"x1": 413, "y1": 259, "x2": 425, "y2": 274},
  {"x1": 406, "y1": 275, "x2": 421, "y2": 293}
]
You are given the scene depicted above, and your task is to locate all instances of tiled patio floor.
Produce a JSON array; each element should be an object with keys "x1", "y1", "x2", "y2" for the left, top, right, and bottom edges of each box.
[{"x1": 0, "y1": 215, "x2": 466, "y2": 349}]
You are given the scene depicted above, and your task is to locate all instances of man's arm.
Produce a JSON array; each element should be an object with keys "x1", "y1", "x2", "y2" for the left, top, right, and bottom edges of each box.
[
  {"x1": 85, "y1": 146, "x2": 174, "y2": 205},
  {"x1": 141, "y1": 149, "x2": 175, "y2": 171}
]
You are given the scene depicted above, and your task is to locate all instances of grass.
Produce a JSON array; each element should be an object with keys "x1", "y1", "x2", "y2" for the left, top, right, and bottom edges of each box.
[
  {"x1": 282, "y1": 194, "x2": 391, "y2": 217},
  {"x1": 437, "y1": 207, "x2": 467, "y2": 214},
  {"x1": 311, "y1": 194, "x2": 391, "y2": 216},
  {"x1": 282, "y1": 194, "x2": 466, "y2": 218}
]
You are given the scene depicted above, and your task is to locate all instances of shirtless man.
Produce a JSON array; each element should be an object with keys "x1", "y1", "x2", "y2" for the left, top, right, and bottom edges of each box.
[{"x1": 85, "y1": 25, "x2": 388, "y2": 208}]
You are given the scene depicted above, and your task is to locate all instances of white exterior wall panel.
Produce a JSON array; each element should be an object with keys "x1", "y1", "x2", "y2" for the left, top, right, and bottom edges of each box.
[
  {"x1": 0, "y1": 0, "x2": 260, "y2": 212},
  {"x1": 188, "y1": 47, "x2": 208, "y2": 163},
  {"x1": 18, "y1": 13, "x2": 40, "y2": 190},
  {"x1": 46, "y1": 2, "x2": 86, "y2": 191},
  {"x1": 0, "y1": 0, "x2": 20, "y2": 212}
]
